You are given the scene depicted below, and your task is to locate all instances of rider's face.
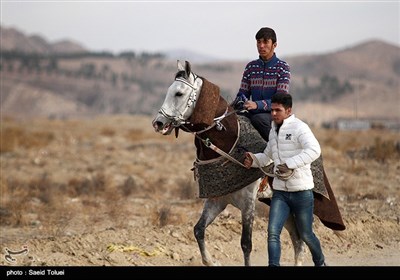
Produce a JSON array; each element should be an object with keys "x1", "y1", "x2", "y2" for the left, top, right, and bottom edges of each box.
[{"x1": 257, "y1": 38, "x2": 276, "y2": 61}]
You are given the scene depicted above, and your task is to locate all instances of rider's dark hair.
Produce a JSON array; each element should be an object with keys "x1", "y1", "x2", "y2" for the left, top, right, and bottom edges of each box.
[{"x1": 255, "y1": 27, "x2": 277, "y2": 44}]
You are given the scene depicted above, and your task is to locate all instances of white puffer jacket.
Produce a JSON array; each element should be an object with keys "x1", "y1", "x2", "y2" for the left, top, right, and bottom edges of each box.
[{"x1": 251, "y1": 114, "x2": 321, "y2": 192}]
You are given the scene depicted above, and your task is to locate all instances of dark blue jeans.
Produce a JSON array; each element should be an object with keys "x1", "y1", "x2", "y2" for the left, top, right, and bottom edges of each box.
[{"x1": 268, "y1": 189, "x2": 325, "y2": 266}]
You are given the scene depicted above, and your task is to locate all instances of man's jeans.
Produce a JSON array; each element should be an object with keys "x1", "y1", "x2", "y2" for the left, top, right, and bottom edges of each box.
[{"x1": 268, "y1": 189, "x2": 325, "y2": 266}]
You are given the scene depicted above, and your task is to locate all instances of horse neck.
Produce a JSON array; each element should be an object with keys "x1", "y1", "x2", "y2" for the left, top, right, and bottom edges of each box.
[{"x1": 194, "y1": 98, "x2": 238, "y2": 161}]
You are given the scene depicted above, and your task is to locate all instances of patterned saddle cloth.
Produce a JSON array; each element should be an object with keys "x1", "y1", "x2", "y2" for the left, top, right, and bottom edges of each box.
[{"x1": 194, "y1": 115, "x2": 266, "y2": 198}]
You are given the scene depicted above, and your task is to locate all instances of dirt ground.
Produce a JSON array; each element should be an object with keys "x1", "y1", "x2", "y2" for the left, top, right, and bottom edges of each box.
[{"x1": 1, "y1": 115, "x2": 399, "y2": 268}]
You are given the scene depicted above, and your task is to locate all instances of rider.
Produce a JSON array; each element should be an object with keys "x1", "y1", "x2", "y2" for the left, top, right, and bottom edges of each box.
[
  {"x1": 233, "y1": 27, "x2": 290, "y2": 198},
  {"x1": 233, "y1": 27, "x2": 290, "y2": 142}
]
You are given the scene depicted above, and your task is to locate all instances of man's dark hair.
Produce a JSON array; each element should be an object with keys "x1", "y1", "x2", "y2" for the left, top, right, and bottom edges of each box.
[
  {"x1": 271, "y1": 93, "x2": 292, "y2": 109},
  {"x1": 255, "y1": 27, "x2": 277, "y2": 44}
]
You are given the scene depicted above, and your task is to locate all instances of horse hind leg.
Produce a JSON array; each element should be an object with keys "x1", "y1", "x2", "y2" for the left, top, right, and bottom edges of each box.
[
  {"x1": 284, "y1": 214, "x2": 306, "y2": 266},
  {"x1": 240, "y1": 201, "x2": 255, "y2": 266},
  {"x1": 233, "y1": 183, "x2": 258, "y2": 266},
  {"x1": 194, "y1": 199, "x2": 226, "y2": 266}
]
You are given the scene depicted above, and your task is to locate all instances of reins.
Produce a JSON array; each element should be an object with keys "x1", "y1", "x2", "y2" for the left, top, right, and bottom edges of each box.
[
  {"x1": 182, "y1": 107, "x2": 232, "y2": 134},
  {"x1": 183, "y1": 108, "x2": 276, "y2": 177},
  {"x1": 194, "y1": 133, "x2": 275, "y2": 177}
]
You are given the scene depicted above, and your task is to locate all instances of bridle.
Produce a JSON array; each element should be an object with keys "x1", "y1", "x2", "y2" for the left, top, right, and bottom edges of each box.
[{"x1": 157, "y1": 72, "x2": 199, "y2": 128}]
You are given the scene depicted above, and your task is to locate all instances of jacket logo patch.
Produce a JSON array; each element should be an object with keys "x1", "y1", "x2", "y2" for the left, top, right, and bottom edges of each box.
[{"x1": 285, "y1": 134, "x2": 292, "y2": 140}]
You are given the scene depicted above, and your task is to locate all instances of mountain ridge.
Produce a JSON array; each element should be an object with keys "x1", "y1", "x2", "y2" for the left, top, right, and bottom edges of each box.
[
  {"x1": 1, "y1": 25, "x2": 399, "y2": 126},
  {"x1": 1, "y1": 26, "x2": 87, "y2": 54}
]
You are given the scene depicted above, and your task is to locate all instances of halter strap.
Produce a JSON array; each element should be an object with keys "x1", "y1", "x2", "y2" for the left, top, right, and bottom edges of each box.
[{"x1": 175, "y1": 77, "x2": 198, "y2": 90}]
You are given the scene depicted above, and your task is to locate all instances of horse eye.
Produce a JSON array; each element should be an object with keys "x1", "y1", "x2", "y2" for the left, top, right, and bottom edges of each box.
[{"x1": 175, "y1": 92, "x2": 183, "y2": 97}]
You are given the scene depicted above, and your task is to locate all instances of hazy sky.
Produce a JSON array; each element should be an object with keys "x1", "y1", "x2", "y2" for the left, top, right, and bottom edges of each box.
[{"x1": 1, "y1": 1, "x2": 399, "y2": 61}]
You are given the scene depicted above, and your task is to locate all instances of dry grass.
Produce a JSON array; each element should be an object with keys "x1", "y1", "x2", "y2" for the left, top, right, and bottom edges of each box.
[
  {"x1": 0, "y1": 125, "x2": 54, "y2": 153},
  {"x1": 0, "y1": 115, "x2": 193, "y2": 236},
  {"x1": 1, "y1": 115, "x2": 399, "y2": 250}
]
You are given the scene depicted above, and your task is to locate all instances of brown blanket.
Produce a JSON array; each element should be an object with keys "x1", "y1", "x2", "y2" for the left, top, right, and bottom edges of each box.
[{"x1": 313, "y1": 168, "x2": 346, "y2": 230}]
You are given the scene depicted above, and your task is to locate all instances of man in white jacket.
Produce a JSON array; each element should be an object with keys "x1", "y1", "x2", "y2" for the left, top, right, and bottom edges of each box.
[{"x1": 244, "y1": 93, "x2": 326, "y2": 267}]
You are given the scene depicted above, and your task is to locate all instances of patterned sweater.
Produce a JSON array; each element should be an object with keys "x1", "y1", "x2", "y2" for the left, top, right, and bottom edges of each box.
[{"x1": 236, "y1": 53, "x2": 290, "y2": 114}]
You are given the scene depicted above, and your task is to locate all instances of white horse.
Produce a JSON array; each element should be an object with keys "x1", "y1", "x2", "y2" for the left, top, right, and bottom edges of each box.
[{"x1": 152, "y1": 60, "x2": 305, "y2": 266}]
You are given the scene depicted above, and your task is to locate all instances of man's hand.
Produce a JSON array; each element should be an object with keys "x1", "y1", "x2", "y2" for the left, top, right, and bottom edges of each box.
[
  {"x1": 244, "y1": 152, "x2": 253, "y2": 169},
  {"x1": 275, "y1": 163, "x2": 294, "y2": 181},
  {"x1": 276, "y1": 163, "x2": 291, "y2": 173},
  {"x1": 243, "y1": 100, "x2": 257, "y2": 111}
]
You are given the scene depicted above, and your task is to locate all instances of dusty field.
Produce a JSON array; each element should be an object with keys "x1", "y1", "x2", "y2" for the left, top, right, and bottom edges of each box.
[{"x1": 1, "y1": 115, "x2": 400, "y2": 268}]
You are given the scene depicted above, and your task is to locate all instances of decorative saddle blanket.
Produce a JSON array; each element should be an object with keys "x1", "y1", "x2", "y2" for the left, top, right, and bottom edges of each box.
[{"x1": 194, "y1": 115, "x2": 266, "y2": 198}]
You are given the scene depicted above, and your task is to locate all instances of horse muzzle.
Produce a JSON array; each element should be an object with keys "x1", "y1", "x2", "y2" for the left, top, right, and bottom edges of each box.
[{"x1": 152, "y1": 115, "x2": 174, "y2": 135}]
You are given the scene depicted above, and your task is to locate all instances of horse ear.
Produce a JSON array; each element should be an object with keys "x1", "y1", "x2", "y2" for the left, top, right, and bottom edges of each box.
[
  {"x1": 177, "y1": 60, "x2": 192, "y2": 77},
  {"x1": 185, "y1": 61, "x2": 191, "y2": 75},
  {"x1": 177, "y1": 60, "x2": 185, "y2": 71}
]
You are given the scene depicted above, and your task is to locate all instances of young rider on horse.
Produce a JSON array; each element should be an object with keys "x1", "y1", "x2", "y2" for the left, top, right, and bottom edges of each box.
[
  {"x1": 232, "y1": 27, "x2": 290, "y2": 197},
  {"x1": 233, "y1": 27, "x2": 290, "y2": 142}
]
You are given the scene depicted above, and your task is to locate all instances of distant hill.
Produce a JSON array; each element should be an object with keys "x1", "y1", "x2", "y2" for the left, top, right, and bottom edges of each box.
[
  {"x1": 1, "y1": 25, "x2": 399, "y2": 126},
  {"x1": 283, "y1": 39, "x2": 400, "y2": 124},
  {"x1": 0, "y1": 26, "x2": 87, "y2": 54},
  {"x1": 287, "y1": 39, "x2": 400, "y2": 82}
]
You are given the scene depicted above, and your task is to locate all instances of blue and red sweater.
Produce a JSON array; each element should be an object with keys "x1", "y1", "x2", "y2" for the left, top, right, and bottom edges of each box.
[{"x1": 236, "y1": 53, "x2": 290, "y2": 114}]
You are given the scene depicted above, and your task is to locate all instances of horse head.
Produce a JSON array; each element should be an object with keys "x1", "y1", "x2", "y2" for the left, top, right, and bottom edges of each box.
[{"x1": 152, "y1": 60, "x2": 203, "y2": 135}]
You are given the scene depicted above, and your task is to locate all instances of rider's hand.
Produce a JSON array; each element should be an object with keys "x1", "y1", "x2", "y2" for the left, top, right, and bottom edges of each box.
[
  {"x1": 243, "y1": 101, "x2": 257, "y2": 111},
  {"x1": 244, "y1": 152, "x2": 253, "y2": 169},
  {"x1": 231, "y1": 96, "x2": 244, "y2": 110}
]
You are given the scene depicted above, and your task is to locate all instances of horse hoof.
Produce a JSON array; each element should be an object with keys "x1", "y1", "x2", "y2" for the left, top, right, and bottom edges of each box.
[
  {"x1": 212, "y1": 261, "x2": 221, "y2": 266},
  {"x1": 203, "y1": 260, "x2": 221, "y2": 266}
]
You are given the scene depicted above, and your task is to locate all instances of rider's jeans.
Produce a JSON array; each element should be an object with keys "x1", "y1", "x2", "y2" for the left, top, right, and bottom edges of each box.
[{"x1": 267, "y1": 189, "x2": 325, "y2": 266}]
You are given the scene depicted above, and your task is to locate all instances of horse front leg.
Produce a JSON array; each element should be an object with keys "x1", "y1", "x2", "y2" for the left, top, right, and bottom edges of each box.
[
  {"x1": 232, "y1": 181, "x2": 258, "y2": 266},
  {"x1": 284, "y1": 214, "x2": 306, "y2": 266},
  {"x1": 194, "y1": 198, "x2": 226, "y2": 266}
]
